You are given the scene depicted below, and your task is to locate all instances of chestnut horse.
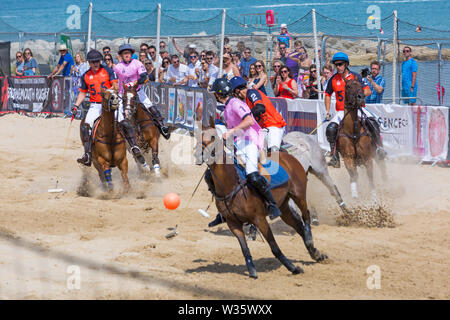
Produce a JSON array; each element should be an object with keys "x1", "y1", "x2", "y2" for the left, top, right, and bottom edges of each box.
[
  {"x1": 337, "y1": 79, "x2": 387, "y2": 199},
  {"x1": 122, "y1": 83, "x2": 161, "y2": 177},
  {"x1": 197, "y1": 118, "x2": 327, "y2": 279},
  {"x1": 80, "y1": 89, "x2": 130, "y2": 191}
]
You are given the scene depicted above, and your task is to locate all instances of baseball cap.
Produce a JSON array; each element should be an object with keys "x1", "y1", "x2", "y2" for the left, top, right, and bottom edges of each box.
[
  {"x1": 189, "y1": 44, "x2": 196, "y2": 49},
  {"x1": 58, "y1": 44, "x2": 68, "y2": 51},
  {"x1": 280, "y1": 23, "x2": 287, "y2": 29}
]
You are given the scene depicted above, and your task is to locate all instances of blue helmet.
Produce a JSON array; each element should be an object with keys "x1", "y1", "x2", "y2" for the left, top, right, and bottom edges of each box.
[
  {"x1": 229, "y1": 76, "x2": 247, "y2": 92},
  {"x1": 118, "y1": 44, "x2": 135, "y2": 55},
  {"x1": 331, "y1": 52, "x2": 349, "y2": 64}
]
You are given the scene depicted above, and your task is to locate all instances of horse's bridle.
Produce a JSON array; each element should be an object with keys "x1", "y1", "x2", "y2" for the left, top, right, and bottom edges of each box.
[{"x1": 103, "y1": 89, "x2": 120, "y2": 112}]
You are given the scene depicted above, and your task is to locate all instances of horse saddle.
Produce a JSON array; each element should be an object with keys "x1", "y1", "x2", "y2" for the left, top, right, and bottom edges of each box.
[{"x1": 234, "y1": 158, "x2": 289, "y2": 190}]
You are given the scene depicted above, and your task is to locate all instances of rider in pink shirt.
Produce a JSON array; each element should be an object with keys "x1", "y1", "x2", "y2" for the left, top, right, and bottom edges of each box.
[
  {"x1": 206, "y1": 78, "x2": 281, "y2": 224},
  {"x1": 114, "y1": 44, "x2": 170, "y2": 141}
]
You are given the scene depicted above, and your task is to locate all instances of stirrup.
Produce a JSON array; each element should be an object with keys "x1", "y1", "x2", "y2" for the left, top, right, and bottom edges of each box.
[
  {"x1": 268, "y1": 203, "x2": 282, "y2": 220},
  {"x1": 160, "y1": 126, "x2": 171, "y2": 140},
  {"x1": 376, "y1": 147, "x2": 387, "y2": 160},
  {"x1": 77, "y1": 153, "x2": 91, "y2": 167},
  {"x1": 328, "y1": 156, "x2": 340, "y2": 168},
  {"x1": 208, "y1": 213, "x2": 225, "y2": 227}
]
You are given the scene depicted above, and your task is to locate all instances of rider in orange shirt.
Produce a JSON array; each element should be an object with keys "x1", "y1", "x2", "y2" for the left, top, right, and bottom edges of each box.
[{"x1": 324, "y1": 52, "x2": 386, "y2": 168}]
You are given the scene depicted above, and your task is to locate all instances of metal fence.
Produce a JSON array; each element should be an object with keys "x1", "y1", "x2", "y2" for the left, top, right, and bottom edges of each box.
[{"x1": 1, "y1": 4, "x2": 450, "y2": 106}]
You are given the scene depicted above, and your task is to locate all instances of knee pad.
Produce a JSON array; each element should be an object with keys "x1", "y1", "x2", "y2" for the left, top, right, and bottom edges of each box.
[
  {"x1": 80, "y1": 124, "x2": 91, "y2": 142},
  {"x1": 326, "y1": 122, "x2": 339, "y2": 143}
]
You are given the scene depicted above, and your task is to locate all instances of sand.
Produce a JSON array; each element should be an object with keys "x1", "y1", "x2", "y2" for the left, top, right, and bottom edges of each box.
[{"x1": 0, "y1": 113, "x2": 449, "y2": 300}]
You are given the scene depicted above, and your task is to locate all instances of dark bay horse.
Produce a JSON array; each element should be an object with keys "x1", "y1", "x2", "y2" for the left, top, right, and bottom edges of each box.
[
  {"x1": 122, "y1": 83, "x2": 162, "y2": 177},
  {"x1": 80, "y1": 88, "x2": 130, "y2": 191},
  {"x1": 337, "y1": 79, "x2": 387, "y2": 199},
  {"x1": 197, "y1": 118, "x2": 327, "y2": 279}
]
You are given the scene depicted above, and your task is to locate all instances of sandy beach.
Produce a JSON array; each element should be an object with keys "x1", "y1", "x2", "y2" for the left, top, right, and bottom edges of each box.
[{"x1": 0, "y1": 113, "x2": 449, "y2": 299}]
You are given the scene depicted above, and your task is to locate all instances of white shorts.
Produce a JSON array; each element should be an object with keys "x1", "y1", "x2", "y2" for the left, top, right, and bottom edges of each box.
[
  {"x1": 235, "y1": 139, "x2": 259, "y2": 175},
  {"x1": 84, "y1": 103, "x2": 124, "y2": 128},
  {"x1": 330, "y1": 109, "x2": 372, "y2": 125},
  {"x1": 265, "y1": 126, "x2": 285, "y2": 150}
]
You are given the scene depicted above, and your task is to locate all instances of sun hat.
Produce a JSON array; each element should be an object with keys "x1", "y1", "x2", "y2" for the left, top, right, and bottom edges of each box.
[{"x1": 58, "y1": 44, "x2": 68, "y2": 51}]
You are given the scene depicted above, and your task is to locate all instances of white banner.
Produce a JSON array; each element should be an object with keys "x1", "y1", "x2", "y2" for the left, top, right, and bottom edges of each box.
[{"x1": 366, "y1": 103, "x2": 414, "y2": 157}]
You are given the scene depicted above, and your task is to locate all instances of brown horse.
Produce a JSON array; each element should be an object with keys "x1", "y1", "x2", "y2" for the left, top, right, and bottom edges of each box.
[
  {"x1": 197, "y1": 118, "x2": 328, "y2": 279},
  {"x1": 80, "y1": 88, "x2": 130, "y2": 191},
  {"x1": 122, "y1": 83, "x2": 162, "y2": 177},
  {"x1": 337, "y1": 79, "x2": 387, "y2": 199}
]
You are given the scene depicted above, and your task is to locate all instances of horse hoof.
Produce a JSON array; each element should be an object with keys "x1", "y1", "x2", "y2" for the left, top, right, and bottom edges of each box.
[{"x1": 292, "y1": 266, "x2": 304, "y2": 275}]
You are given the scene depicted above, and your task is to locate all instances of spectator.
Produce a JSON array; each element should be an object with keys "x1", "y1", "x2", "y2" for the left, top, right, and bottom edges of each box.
[
  {"x1": 140, "y1": 43, "x2": 149, "y2": 56},
  {"x1": 224, "y1": 37, "x2": 230, "y2": 46},
  {"x1": 252, "y1": 60, "x2": 268, "y2": 95},
  {"x1": 401, "y1": 46, "x2": 418, "y2": 105},
  {"x1": 270, "y1": 60, "x2": 284, "y2": 94},
  {"x1": 144, "y1": 59, "x2": 156, "y2": 82},
  {"x1": 102, "y1": 46, "x2": 111, "y2": 56},
  {"x1": 240, "y1": 47, "x2": 257, "y2": 80},
  {"x1": 285, "y1": 40, "x2": 304, "y2": 79},
  {"x1": 224, "y1": 44, "x2": 232, "y2": 55},
  {"x1": 138, "y1": 50, "x2": 147, "y2": 64},
  {"x1": 296, "y1": 46, "x2": 312, "y2": 98},
  {"x1": 187, "y1": 51, "x2": 201, "y2": 87},
  {"x1": 148, "y1": 45, "x2": 162, "y2": 76},
  {"x1": 222, "y1": 53, "x2": 240, "y2": 80},
  {"x1": 321, "y1": 63, "x2": 334, "y2": 94},
  {"x1": 231, "y1": 51, "x2": 241, "y2": 71},
  {"x1": 364, "y1": 61, "x2": 385, "y2": 104},
  {"x1": 304, "y1": 64, "x2": 319, "y2": 99},
  {"x1": 71, "y1": 53, "x2": 89, "y2": 117},
  {"x1": 15, "y1": 51, "x2": 24, "y2": 76},
  {"x1": 325, "y1": 51, "x2": 332, "y2": 65},
  {"x1": 23, "y1": 48, "x2": 37, "y2": 76},
  {"x1": 198, "y1": 59, "x2": 210, "y2": 89},
  {"x1": 274, "y1": 66, "x2": 298, "y2": 99},
  {"x1": 172, "y1": 39, "x2": 196, "y2": 63},
  {"x1": 276, "y1": 43, "x2": 288, "y2": 65},
  {"x1": 48, "y1": 44, "x2": 74, "y2": 78},
  {"x1": 247, "y1": 63, "x2": 258, "y2": 89},
  {"x1": 277, "y1": 23, "x2": 292, "y2": 49},
  {"x1": 159, "y1": 41, "x2": 167, "y2": 53},
  {"x1": 159, "y1": 57, "x2": 171, "y2": 83},
  {"x1": 200, "y1": 50, "x2": 207, "y2": 61},
  {"x1": 237, "y1": 41, "x2": 246, "y2": 54},
  {"x1": 160, "y1": 50, "x2": 169, "y2": 60},
  {"x1": 167, "y1": 54, "x2": 189, "y2": 86},
  {"x1": 205, "y1": 51, "x2": 219, "y2": 87},
  {"x1": 103, "y1": 53, "x2": 115, "y2": 69}
]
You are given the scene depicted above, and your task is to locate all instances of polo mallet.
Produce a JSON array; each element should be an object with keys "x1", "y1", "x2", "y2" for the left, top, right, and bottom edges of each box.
[
  {"x1": 49, "y1": 112, "x2": 75, "y2": 193},
  {"x1": 309, "y1": 118, "x2": 328, "y2": 135}
]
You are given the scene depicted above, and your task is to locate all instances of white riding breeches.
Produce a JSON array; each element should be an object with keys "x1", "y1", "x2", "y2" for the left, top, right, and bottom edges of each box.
[
  {"x1": 330, "y1": 109, "x2": 372, "y2": 125},
  {"x1": 85, "y1": 102, "x2": 124, "y2": 129},
  {"x1": 235, "y1": 139, "x2": 260, "y2": 175},
  {"x1": 264, "y1": 126, "x2": 285, "y2": 150}
]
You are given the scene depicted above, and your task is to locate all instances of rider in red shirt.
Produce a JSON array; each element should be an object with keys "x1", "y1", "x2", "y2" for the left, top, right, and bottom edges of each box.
[
  {"x1": 324, "y1": 52, "x2": 386, "y2": 168},
  {"x1": 229, "y1": 76, "x2": 287, "y2": 152}
]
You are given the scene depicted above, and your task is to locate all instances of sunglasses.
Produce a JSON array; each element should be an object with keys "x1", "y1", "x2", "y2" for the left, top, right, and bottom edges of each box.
[
  {"x1": 16, "y1": 55, "x2": 22, "y2": 58},
  {"x1": 25, "y1": 52, "x2": 31, "y2": 55},
  {"x1": 206, "y1": 57, "x2": 213, "y2": 61},
  {"x1": 163, "y1": 61, "x2": 170, "y2": 64},
  {"x1": 273, "y1": 65, "x2": 281, "y2": 68},
  {"x1": 334, "y1": 62, "x2": 345, "y2": 67},
  {"x1": 255, "y1": 65, "x2": 262, "y2": 68},
  {"x1": 244, "y1": 51, "x2": 251, "y2": 54},
  {"x1": 190, "y1": 55, "x2": 197, "y2": 59},
  {"x1": 281, "y1": 70, "x2": 289, "y2": 73},
  {"x1": 103, "y1": 51, "x2": 110, "y2": 54},
  {"x1": 145, "y1": 63, "x2": 152, "y2": 65},
  {"x1": 104, "y1": 58, "x2": 112, "y2": 61},
  {"x1": 311, "y1": 70, "x2": 317, "y2": 73},
  {"x1": 403, "y1": 50, "x2": 410, "y2": 53}
]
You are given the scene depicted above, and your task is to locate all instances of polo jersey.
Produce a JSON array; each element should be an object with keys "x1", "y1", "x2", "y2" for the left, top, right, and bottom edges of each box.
[
  {"x1": 325, "y1": 70, "x2": 369, "y2": 111},
  {"x1": 80, "y1": 66, "x2": 118, "y2": 103}
]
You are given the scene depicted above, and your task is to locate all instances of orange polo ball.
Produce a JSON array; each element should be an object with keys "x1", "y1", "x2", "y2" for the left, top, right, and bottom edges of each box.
[{"x1": 163, "y1": 193, "x2": 180, "y2": 210}]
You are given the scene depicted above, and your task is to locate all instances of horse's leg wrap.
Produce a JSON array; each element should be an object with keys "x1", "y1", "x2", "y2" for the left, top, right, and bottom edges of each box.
[
  {"x1": 77, "y1": 124, "x2": 92, "y2": 166},
  {"x1": 151, "y1": 151, "x2": 160, "y2": 166},
  {"x1": 104, "y1": 169, "x2": 113, "y2": 190},
  {"x1": 246, "y1": 172, "x2": 281, "y2": 220},
  {"x1": 326, "y1": 122, "x2": 340, "y2": 167},
  {"x1": 148, "y1": 105, "x2": 170, "y2": 139},
  {"x1": 119, "y1": 119, "x2": 146, "y2": 164}
]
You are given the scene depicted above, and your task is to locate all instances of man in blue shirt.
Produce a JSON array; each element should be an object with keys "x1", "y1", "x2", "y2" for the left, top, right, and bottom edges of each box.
[
  {"x1": 48, "y1": 44, "x2": 74, "y2": 78},
  {"x1": 239, "y1": 47, "x2": 257, "y2": 80},
  {"x1": 401, "y1": 46, "x2": 418, "y2": 105},
  {"x1": 364, "y1": 61, "x2": 385, "y2": 104}
]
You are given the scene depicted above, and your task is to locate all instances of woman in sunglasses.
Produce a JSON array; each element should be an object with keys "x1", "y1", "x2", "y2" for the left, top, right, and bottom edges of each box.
[
  {"x1": 248, "y1": 60, "x2": 268, "y2": 95},
  {"x1": 270, "y1": 60, "x2": 284, "y2": 94},
  {"x1": 222, "y1": 53, "x2": 240, "y2": 81},
  {"x1": 304, "y1": 64, "x2": 319, "y2": 99},
  {"x1": 103, "y1": 53, "x2": 115, "y2": 69},
  {"x1": 274, "y1": 66, "x2": 298, "y2": 99},
  {"x1": 23, "y1": 48, "x2": 37, "y2": 76},
  {"x1": 159, "y1": 57, "x2": 171, "y2": 83},
  {"x1": 15, "y1": 51, "x2": 25, "y2": 76},
  {"x1": 144, "y1": 59, "x2": 156, "y2": 82}
]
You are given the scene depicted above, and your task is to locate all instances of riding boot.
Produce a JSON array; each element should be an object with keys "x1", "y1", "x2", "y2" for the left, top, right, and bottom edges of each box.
[
  {"x1": 208, "y1": 213, "x2": 226, "y2": 227},
  {"x1": 148, "y1": 105, "x2": 170, "y2": 140},
  {"x1": 204, "y1": 169, "x2": 216, "y2": 195},
  {"x1": 328, "y1": 141, "x2": 341, "y2": 168},
  {"x1": 247, "y1": 172, "x2": 281, "y2": 220},
  {"x1": 77, "y1": 124, "x2": 92, "y2": 166},
  {"x1": 119, "y1": 120, "x2": 146, "y2": 165}
]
